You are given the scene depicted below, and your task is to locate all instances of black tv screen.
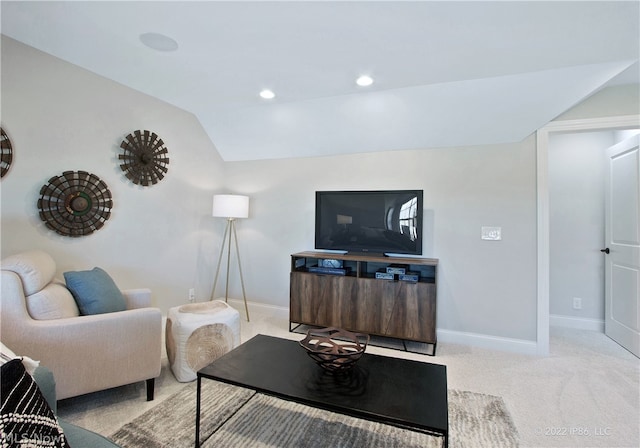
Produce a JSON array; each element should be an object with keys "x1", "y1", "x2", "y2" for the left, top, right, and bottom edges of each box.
[{"x1": 315, "y1": 190, "x2": 423, "y2": 255}]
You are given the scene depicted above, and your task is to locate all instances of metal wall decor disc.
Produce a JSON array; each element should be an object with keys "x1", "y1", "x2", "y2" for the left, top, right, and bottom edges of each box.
[
  {"x1": 1, "y1": 127, "x2": 13, "y2": 178},
  {"x1": 37, "y1": 170, "x2": 113, "y2": 237},
  {"x1": 119, "y1": 129, "x2": 170, "y2": 186}
]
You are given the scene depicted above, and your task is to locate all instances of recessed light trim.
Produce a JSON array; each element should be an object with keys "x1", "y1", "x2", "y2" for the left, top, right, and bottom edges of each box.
[
  {"x1": 356, "y1": 75, "x2": 374, "y2": 87},
  {"x1": 259, "y1": 89, "x2": 276, "y2": 99},
  {"x1": 139, "y1": 32, "x2": 179, "y2": 52}
]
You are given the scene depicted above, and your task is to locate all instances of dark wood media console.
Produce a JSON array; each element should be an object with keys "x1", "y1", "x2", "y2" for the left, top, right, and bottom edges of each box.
[{"x1": 289, "y1": 251, "x2": 438, "y2": 355}]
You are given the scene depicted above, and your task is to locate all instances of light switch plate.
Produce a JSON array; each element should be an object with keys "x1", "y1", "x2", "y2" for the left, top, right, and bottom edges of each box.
[{"x1": 481, "y1": 226, "x2": 502, "y2": 240}]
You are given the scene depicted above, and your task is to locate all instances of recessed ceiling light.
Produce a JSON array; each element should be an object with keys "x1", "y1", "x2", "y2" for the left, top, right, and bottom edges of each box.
[
  {"x1": 259, "y1": 89, "x2": 276, "y2": 99},
  {"x1": 356, "y1": 75, "x2": 374, "y2": 87},
  {"x1": 139, "y1": 32, "x2": 178, "y2": 52}
]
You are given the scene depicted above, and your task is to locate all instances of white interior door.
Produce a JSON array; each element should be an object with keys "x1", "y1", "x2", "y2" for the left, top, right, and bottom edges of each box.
[{"x1": 605, "y1": 134, "x2": 640, "y2": 358}]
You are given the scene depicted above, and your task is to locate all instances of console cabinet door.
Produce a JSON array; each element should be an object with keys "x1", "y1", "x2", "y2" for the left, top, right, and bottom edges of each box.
[
  {"x1": 290, "y1": 273, "x2": 357, "y2": 328},
  {"x1": 356, "y1": 279, "x2": 399, "y2": 335},
  {"x1": 357, "y1": 279, "x2": 436, "y2": 342},
  {"x1": 385, "y1": 282, "x2": 436, "y2": 342}
]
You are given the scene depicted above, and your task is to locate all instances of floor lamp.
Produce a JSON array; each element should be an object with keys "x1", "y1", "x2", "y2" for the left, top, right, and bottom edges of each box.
[{"x1": 210, "y1": 194, "x2": 250, "y2": 321}]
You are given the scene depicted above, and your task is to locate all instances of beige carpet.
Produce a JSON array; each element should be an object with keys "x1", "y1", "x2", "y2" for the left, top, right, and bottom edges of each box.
[
  {"x1": 110, "y1": 380, "x2": 518, "y2": 448},
  {"x1": 57, "y1": 309, "x2": 640, "y2": 447}
]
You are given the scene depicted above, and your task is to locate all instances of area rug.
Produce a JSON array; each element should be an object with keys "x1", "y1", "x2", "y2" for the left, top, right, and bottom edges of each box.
[{"x1": 111, "y1": 380, "x2": 519, "y2": 448}]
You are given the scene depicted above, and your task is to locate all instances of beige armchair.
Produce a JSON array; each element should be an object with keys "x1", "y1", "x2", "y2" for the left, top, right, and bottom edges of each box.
[{"x1": 0, "y1": 250, "x2": 162, "y2": 400}]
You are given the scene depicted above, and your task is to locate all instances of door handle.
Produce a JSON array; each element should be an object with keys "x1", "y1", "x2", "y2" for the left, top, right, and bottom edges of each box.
[{"x1": 601, "y1": 248, "x2": 610, "y2": 254}]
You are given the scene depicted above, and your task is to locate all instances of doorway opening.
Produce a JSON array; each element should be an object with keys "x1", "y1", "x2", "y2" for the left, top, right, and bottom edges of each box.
[
  {"x1": 536, "y1": 115, "x2": 639, "y2": 356},
  {"x1": 548, "y1": 130, "x2": 639, "y2": 332}
]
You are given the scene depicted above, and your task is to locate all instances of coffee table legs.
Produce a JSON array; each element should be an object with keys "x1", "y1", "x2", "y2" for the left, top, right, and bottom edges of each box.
[{"x1": 195, "y1": 376, "x2": 202, "y2": 448}]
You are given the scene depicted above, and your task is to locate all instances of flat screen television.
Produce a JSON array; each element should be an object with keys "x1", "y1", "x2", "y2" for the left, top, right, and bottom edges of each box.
[{"x1": 315, "y1": 190, "x2": 423, "y2": 256}]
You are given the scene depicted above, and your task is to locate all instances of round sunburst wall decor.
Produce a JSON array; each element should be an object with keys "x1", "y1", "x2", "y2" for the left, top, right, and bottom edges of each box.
[
  {"x1": 37, "y1": 171, "x2": 113, "y2": 237},
  {"x1": 1, "y1": 127, "x2": 13, "y2": 178},
  {"x1": 119, "y1": 130, "x2": 169, "y2": 186}
]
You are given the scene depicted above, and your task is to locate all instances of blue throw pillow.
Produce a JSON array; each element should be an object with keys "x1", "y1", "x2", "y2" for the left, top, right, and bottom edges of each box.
[{"x1": 64, "y1": 267, "x2": 126, "y2": 315}]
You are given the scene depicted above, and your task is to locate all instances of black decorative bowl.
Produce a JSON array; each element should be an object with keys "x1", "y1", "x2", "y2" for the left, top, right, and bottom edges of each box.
[{"x1": 299, "y1": 327, "x2": 369, "y2": 373}]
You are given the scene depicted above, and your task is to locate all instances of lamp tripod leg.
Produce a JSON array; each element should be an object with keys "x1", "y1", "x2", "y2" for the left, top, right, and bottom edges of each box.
[
  {"x1": 231, "y1": 220, "x2": 250, "y2": 322},
  {"x1": 210, "y1": 219, "x2": 231, "y2": 301},
  {"x1": 224, "y1": 219, "x2": 233, "y2": 302}
]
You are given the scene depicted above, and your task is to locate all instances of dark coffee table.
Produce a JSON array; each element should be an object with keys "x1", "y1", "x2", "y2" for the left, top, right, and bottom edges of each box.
[{"x1": 196, "y1": 334, "x2": 448, "y2": 447}]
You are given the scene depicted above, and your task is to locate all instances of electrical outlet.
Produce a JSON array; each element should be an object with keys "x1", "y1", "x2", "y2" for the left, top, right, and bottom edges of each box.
[
  {"x1": 188, "y1": 288, "x2": 195, "y2": 303},
  {"x1": 573, "y1": 297, "x2": 582, "y2": 310}
]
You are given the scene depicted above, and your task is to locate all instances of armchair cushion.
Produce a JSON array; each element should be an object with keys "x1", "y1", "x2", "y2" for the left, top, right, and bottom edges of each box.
[
  {"x1": 1, "y1": 249, "x2": 56, "y2": 295},
  {"x1": 1, "y1": 359, "x2": 71, "y2": 447},
  {"x1": 27, "y1": 281, "x2": 80, "y2": 320},
  {"x1": 64, "y1": 267, "x2": 126, "y2": 315}
]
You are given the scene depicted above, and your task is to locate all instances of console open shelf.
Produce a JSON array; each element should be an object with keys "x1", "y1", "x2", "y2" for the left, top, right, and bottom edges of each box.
[{"x1": 290, "y1": 251, "x2": 438, "y2": 355}]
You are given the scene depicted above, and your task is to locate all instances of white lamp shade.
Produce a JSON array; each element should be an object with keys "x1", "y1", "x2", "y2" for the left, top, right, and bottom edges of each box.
[{"x1": 212, "y1": 194, "x2": 249, "y2": 219}]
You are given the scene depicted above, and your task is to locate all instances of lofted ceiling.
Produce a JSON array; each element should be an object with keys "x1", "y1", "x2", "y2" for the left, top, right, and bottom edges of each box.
[{"x1": 1, "y1": 1, "x2": 638, "y2": 161}]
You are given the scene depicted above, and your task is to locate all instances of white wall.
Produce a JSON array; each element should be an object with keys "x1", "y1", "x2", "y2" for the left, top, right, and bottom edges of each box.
[
  {"x1": 0, "y1": 37, "x2": 226, "y2": 311},
  {"x1": 224, "y1": 141, "x2": 539, "y2": 342},
  {"x1": 555, "y1": 84, "x2": 640, "y2": 121}
]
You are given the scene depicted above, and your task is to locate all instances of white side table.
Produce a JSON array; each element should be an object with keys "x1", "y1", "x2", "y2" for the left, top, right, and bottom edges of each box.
[{"x1": 166, "y1": 300, "x2": 240, "y2": 382}]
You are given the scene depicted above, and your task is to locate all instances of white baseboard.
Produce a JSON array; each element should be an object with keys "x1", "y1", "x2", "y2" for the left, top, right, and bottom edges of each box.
[
  {"x1": 550, "y1": 314, "x2": 604, "y2": 332},
  {"x1": 437, "y1": 329, "x2": 538, "y2": 356},
  {"x1": 224, "y1": 298, "x2": 289, "y2": 319}
]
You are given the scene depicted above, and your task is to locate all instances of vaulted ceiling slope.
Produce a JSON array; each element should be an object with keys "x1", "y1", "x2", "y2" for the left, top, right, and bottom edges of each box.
[{"x1": 1, "y1": 1, "x2": 638, "y2": 161}]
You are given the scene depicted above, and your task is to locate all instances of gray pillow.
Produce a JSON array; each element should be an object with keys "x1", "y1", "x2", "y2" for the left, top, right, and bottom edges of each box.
[{"x1": 64, "y1": 267, "x2": 126, "y2": 315}]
